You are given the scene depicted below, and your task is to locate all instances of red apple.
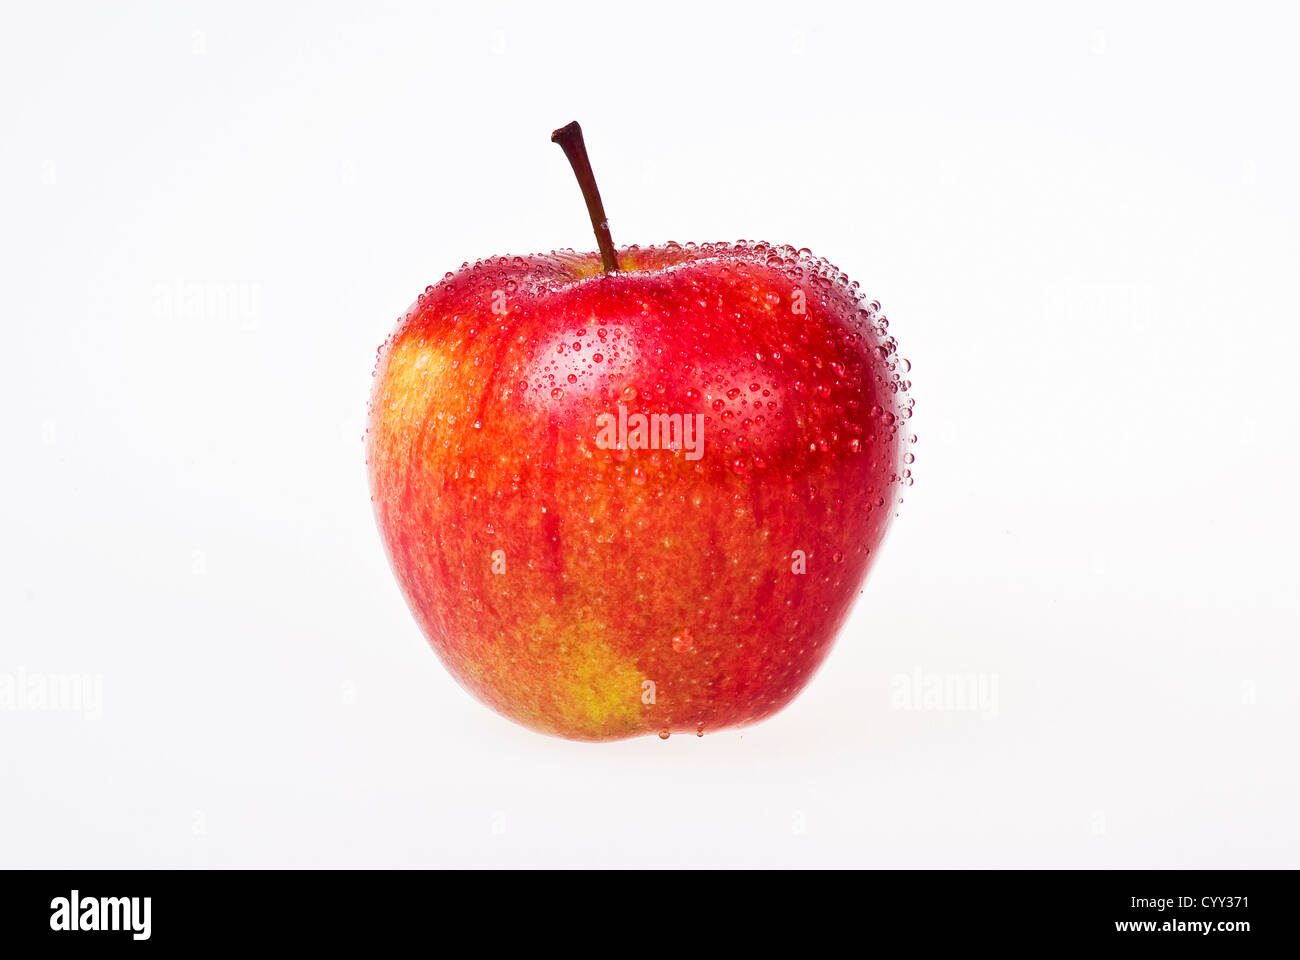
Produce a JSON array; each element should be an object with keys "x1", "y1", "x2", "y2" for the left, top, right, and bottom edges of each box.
[{"x1": 368, "y1": 123, "x2": 912, "y2": 741}]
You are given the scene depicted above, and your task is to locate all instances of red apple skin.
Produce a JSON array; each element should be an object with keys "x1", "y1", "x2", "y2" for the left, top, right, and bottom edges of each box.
[{"x1": 367, "y1": 242, "x2": 912, "y2": 741}]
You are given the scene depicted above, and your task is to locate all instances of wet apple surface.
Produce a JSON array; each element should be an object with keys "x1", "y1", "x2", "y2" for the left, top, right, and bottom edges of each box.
[{"x1": 368, "y1": 240, "x2": 912, "y2": 740}]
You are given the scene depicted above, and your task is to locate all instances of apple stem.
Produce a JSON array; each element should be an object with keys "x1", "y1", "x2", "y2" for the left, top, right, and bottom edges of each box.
[{"x1": 551, "y1": 121, "x2": 620, "y2": 274}]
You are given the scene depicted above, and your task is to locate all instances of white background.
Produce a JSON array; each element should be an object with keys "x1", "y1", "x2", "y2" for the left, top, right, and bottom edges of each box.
[{"x1": 2, "y1": 1, "x2": 1297, "y2": 868}]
